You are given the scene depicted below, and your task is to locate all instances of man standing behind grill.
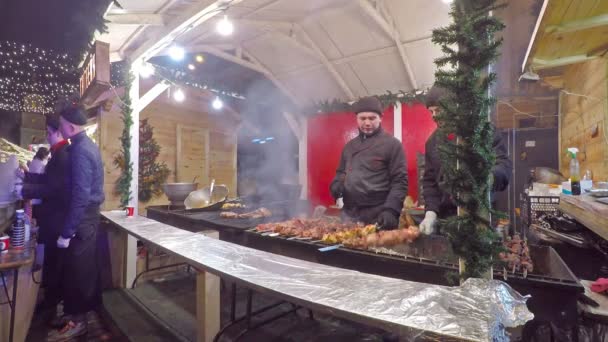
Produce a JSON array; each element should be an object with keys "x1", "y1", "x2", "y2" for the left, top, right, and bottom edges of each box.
[
  {"x1": 420, "y1": 85, "x2": 512, "y2": 235},
  {"x1": 330, "y1": 96, "x2": 408, "y2": 230},
  {"x1": 47, "y1": 107, "x2": 105, "y2": 341}
]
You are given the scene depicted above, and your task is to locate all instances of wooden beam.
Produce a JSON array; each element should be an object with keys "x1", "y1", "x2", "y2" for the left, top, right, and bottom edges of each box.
[
  {"x1": 282, "y1": 111, "x2": 302, "y2": 140},
  {"x1": 532, "y1": 55, "x2": 599, "y2": 70},
  {"x1": 276, "y1": 35, "x2": 431, "y2": 77},
  {"x1": 114, "y1": 0, "x2": 180, "y2": 58},
  {"x1": 106, "y1": 13, "x2": 165, "y2": 26},
  {"x1": 521, "y1": 0, "x2": 549, "y2": 72},
  {"x1": 294, "y1": 24, "x2": 355, "y2": 99},
  {"x1": 136, "y1": 80, "x2": 170, "y2": 112},
  {"x1": 190, "y1": 45, "x2": 268, "y2": 74},
  {"x1": 130, "y1": 0, "x2": 245, "y2": 63},
  {"x1": 357, "y1": 0, "x2": 417, "y2": 88},
  {"x1": 546, "y1": 14, "x2": 608, "y2": 34}
]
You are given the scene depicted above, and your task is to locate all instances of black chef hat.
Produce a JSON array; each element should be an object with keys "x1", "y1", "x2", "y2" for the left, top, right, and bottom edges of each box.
[
  {"x1": 352, "y1": 96, "x2": 383, "y2": 116},
  {"x1": 425, "y1": 85, "x2": 449, "y2": 108},
  {"x1": 60, "y1": 106, "x2": 87, "y2": 125},
  {"x1": 45, "y1": 114, "x2": 60, "y2": 131}
]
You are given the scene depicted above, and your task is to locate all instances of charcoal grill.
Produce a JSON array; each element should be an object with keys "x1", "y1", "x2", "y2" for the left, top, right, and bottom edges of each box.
[{"x1": 146, "y1": 204, "x2": 583, "y2": 326}]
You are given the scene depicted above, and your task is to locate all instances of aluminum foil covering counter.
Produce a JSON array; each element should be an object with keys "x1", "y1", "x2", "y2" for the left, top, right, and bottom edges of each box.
[{"x1": 102, "y1": 211, "x2": 533, "y2": 341}]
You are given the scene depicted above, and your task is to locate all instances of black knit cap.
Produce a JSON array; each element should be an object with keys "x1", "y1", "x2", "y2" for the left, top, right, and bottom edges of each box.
[
  {"x1": 45, "y1": 114, "x2": 60, "y2": 130},
  {"x1": 352, "y1": 96, "x2": 383, "y2": 116},
  {"x1": 60, "y1": 106, "x2": 87, "y2": 125},
  {"x1": 425, "y1": 85, "x2": 449, "y2": 108}
]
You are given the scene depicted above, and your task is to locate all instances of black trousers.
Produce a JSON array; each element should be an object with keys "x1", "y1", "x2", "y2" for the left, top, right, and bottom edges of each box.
[
  {"x1": 42, "y1": 242, "x2": 62, "y2": 307},
  {"x1": 60, "y1": 207, "x2": 102, "y2": 316}
]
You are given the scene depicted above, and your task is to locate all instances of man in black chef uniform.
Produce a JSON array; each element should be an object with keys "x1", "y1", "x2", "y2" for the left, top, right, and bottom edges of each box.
[
  {"x1": 47, "y1": 107, "x2": 105, "y2": 341},
  {"x1": 330, "y1": 96, "x2": 408, "y2": 230},
  {"x1": 420, "y1": 85, "x2": 512, "y2": 235}
]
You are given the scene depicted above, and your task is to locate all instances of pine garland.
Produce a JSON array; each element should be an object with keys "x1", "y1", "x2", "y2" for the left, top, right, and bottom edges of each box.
[
  {"x1": 432, "y1": 0, "x2": 506, "y2": 279},
  {"x1": 113, "y1": 70, "x2": 134, "y2": 208},
  {"x1": 307, "y1": 89, "x2": 427, "y2": 115}
]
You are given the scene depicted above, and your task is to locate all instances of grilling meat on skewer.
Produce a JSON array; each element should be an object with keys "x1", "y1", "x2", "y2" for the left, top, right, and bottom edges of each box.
[
  {"x1": 499, "y1": 234, "x2": 533, "y2": 274},
  {"x1": 221, "y1": 208, "x2": 272, "y2": 219}
]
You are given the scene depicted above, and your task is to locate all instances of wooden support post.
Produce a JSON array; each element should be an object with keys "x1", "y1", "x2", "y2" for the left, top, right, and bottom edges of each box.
[
  {"x1": 299, "y1": 119, "x2": 308, "y2": 200},
  {"x1": 196, "y1": 231, "x2": 220, "y2": 342},
  {"x1": 124, "y1": 62, "x2": 141, "y2": 288}
]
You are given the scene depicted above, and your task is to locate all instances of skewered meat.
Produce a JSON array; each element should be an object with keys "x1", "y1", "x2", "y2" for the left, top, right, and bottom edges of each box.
[
  {"x1": 220, "y1": 212, "x2": 239, "y2": 219},
  {"x1": 499, "y1": 234, "x2": 533, "y2": 274},
  {"x1": 344, "y1": 226, "x2": 420, "y2": 249},
  {"x1": 221, "y1": 202, "x2": 246, "y2": 210},
  {"x1": 239, "y1": 208, "x2": 272, "y2": 219},
  {"x1": 222, "y1": 208, "x2": 272, "y2": 219}
]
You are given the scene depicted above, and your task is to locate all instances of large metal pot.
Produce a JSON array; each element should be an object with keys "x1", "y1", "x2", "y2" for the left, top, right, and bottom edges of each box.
[{"x1": 162, "y1": 183, "x2": 198, "y2": 206}]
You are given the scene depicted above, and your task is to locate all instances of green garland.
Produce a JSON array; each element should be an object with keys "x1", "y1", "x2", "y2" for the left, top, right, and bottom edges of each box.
[
  {"x1": 432, "y1": 0, "x2": 506, "y2": 279},
  {"x1": 113, "y1": 69, "x2": 134, "y2": 208},
  {"x1": 307, "y1": 90, "x2": 427, "y2": 115}
]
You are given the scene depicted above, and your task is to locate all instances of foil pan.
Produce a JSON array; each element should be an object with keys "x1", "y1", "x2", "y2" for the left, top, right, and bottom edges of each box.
[{"x1": 103, "y1": 212, "x2": 533, "y2": 341}]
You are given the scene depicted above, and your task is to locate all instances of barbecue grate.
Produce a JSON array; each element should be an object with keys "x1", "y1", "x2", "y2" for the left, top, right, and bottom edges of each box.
[{"x1": 521, "y1": 194, "x2": 560, "y2": 231}]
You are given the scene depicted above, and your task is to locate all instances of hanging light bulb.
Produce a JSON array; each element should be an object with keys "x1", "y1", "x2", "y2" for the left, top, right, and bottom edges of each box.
[
  {"x1": 169, "y1": 44, "x2": 185, "y2": 61},
  {"x1": 139, "y1": 63, "x2": 155, "y2": 78},
  {"x1": 212, "y1": 96, "x2": 223, "y2": 110},
  {"x1": 188, "y1": 64, "x2": 196, "y2": 71},
  {"x1": 216, "y1": 15, "x2": 234, "y2": 36},
  {"x1": 195, "y1": 55, "x2": 205, "y2": 63},
  {"x1": 173, "y1": 88, "x2": 185, "y2": 102}
]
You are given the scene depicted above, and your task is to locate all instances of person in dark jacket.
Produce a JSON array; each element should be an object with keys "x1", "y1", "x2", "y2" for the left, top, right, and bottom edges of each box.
[
  {"x1": 47, "y1": 107, "x2": 105, "y2": 341},
  {"x1": 20, "y1": 115, "x2": 71, "y2": 317},
  {"x1": 420, "y1": 85, "x2": 512, "y2": 235},
  {"x1": 330, "y1": 96, "x2": 408, "y2": 230}
]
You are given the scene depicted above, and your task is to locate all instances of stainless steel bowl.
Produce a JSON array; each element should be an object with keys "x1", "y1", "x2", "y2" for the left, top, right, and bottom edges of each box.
[{"x1": 162, "y1": 183, "x2": 199, "y2": 206}]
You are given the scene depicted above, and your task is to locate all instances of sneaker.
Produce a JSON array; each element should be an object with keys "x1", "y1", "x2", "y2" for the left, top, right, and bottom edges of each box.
[{"x1": 46, "y1": 321, "x2": 87, "y2": 342}]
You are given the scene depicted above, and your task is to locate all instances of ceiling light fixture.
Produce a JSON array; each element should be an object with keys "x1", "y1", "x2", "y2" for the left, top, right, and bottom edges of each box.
[
  {"x1": 212, "y1": 96, "x2": 223, "y2": 110},
  {"x1": 169, "y1": 44, "x2": 185, "y2": 61},
  {"x1": 216, "y1": 15, "x2": 234, "y2": 36},
  {"x1": 173, "y1": 88, "x2": 185, "y2": 102}
]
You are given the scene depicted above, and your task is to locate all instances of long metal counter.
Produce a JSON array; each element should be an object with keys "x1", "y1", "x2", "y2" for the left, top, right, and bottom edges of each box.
[
  {"x1": 102, "y1": 211, "x2": 531, "y2": 341},
  {"x1": 146, "y1": 204, "x2": 583, "y2": 327}
]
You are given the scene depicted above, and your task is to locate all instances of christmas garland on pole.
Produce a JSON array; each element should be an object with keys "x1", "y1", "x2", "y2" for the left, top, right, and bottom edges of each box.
[
  {"x1": 432, "y1": 0, "x2": 506, "y2": 280},
  {"x1": 113, "y1": 70, "x2": 134, "y2": 208}
]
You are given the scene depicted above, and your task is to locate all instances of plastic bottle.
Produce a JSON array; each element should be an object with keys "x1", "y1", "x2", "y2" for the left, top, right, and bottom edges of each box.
[{"x1": 568, "y1": 148, "x2": 581, "y2": 195}]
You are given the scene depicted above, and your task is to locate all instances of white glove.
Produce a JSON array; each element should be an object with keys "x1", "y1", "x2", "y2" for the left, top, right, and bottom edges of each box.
[
  {"x1": 57, "y1": 236, "x2": 71, "y2": 249},
  {"x1": 14, "y1": 183, "x2": 23, "y2": 200},
  {"x1": 419, "y1": 211, "x2": 438, "y2": 235},
  {"x1": 336, "y1": 197, "x2": 344, "y2": 209}
]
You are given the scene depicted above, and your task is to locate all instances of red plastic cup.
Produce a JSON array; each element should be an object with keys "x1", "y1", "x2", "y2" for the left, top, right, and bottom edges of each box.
[
  {"x1": 126, "y1": 207, "x2": 135, "y2": 217},
  {"x1": 0, "y1": 235, "x2": 10, "y2": 253}
]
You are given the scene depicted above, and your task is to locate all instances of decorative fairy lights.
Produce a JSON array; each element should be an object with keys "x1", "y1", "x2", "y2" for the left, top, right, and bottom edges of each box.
[{"x1": 0, "y1": 41, "x2": 79, "y2": 113}]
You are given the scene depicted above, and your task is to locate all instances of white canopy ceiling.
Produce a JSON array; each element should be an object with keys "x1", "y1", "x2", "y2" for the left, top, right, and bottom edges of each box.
[{"x1": 99, "y1": 0, "x2": 452, "y2": 105}]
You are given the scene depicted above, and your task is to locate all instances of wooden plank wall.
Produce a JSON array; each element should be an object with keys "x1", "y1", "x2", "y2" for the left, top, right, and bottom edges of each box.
[
  {"x1": 99, "y1": 88, "x2": 239, "y2": 214},
  {"x1": 560, "y1": 57, "x2": 608, "y2": 181}
]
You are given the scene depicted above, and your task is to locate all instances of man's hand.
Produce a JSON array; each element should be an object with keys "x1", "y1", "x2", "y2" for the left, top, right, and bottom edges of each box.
[
  {"x1": 57, "y1": 236, "x2": 71, "y2": 249},
  {"x1": 377, "y1": 210, "x2": 399, "y2": 230},
  {"x1": 420, "y1": 211, "x2": 437, "y2": 235}
]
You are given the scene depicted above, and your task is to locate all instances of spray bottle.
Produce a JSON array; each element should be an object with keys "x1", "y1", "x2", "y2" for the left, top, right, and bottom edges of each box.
[{"x1": 567, "y1": 147, "x2": 581, "y2": 195}]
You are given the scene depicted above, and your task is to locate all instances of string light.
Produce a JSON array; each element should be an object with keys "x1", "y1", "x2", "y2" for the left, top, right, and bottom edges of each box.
[
  {"x1": 187, "y1": 64, "x2": 196, "y2": 71},
  {"x1": 216, "y1": 15, "x2": 234, "y2": 36},
  {"x1": 173, "y1": 88, "x2": 185, "y2": 102},
  {"x1": 0, "y1": 41, "x2": 78, "y2": 113},
  {"x1": 139, "y1": 62, "x2": 155, "y2": 78},
  {"x1": 169, "y1": 44, "x2": 185, "y2": 61},
  {"x1": 212, "y1": 96, "x2": 223, "y2": 110},
  {"x1": 195, "y1": 55, "x2": 204, "y2": 63}
]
